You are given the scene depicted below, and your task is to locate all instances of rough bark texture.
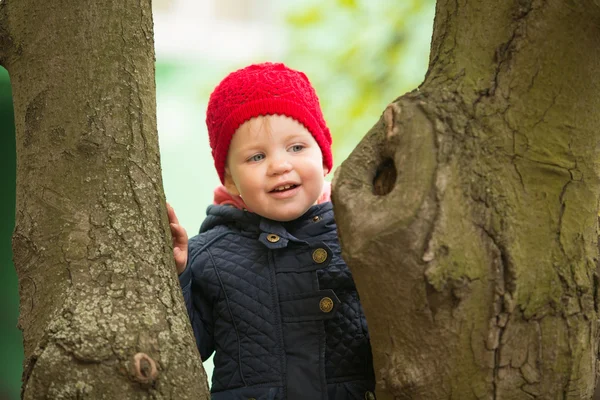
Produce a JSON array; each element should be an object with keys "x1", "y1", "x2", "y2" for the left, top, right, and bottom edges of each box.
[
  {"x1": 1, "y1": 0, "x2": 209, "y2": 398},
  {"x1": 333, "y1": 1, "x2": 600, "y2": 399}
]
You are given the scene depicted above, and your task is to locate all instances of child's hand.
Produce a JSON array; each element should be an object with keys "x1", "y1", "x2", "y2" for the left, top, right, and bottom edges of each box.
[{"x1": 167, "y1": 202, "x2": 188, "y2": 275}]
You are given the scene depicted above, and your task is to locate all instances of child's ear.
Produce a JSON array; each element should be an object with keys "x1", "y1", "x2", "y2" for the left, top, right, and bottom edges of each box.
[
  {"x1": 323, "y1": 166, "x2": 329, "y2": 176},
  {"x1": 224, "y1": 168, "x2": 241, "y2": 196}
]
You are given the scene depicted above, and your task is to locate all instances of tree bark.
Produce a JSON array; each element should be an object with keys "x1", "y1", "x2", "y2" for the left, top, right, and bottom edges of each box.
[
  {"x1": 333, "y1": 1, "x2": 600, "y2": 399},
  {"x1": 1, "y1": 0, "x2": 209, "y2": 398}
]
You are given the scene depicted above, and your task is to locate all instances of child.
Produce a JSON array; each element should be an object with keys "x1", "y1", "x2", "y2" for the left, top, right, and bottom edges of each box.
[{"x1": 168, "y1": 62, "x2": 375, "y2": 400}]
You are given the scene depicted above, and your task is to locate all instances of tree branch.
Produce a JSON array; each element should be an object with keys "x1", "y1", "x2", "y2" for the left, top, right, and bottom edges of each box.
[{"x1": 0, "y1": 0, "x2": 12, "y2": 68}]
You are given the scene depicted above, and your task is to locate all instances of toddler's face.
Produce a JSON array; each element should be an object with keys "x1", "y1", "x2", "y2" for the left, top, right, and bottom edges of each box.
[{"x1": 224, "y1": 115, "x2": 327, "y2": 222}]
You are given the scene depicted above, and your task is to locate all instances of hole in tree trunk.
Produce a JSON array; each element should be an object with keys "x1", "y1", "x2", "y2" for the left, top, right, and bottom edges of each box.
[{"x1": 372, "y1": 158, "x2": 397, "y2": 196}]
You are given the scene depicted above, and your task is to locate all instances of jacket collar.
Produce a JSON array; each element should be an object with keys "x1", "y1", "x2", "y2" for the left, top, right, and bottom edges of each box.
[{"x1": 200, "y1": 202, "x2": 335, "y2": 242}]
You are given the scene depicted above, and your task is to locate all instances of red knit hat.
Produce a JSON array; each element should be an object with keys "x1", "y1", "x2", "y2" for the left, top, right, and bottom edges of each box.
[{"x1": 206, "y1": 62, "x2": 333, "y2": 183}]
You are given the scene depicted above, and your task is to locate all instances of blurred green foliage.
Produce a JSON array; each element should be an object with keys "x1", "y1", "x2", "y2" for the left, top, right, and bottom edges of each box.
[
  {"x1": 0, "y1": 67, "x2": 20, "y2": 400},
  {"x1": 282, "y1": 0, "x2": 435, "y2": 168}
]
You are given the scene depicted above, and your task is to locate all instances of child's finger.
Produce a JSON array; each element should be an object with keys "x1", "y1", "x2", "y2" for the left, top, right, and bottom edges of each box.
[
  {"x1": 170, "y1": 223, "x2": 188, "y2": 243},
  {"x1": 174, "y1": 247, "x2": 183, "y2": 260},
  {"x1": 166, "y1": 202, "x2": 180, "y2": 224},
  {"x1": 169, "y1": 222, "x2": 181, "y2": 237},
  {"x1": 173, "y1": 247, "x2": 187, "y2": 274}
]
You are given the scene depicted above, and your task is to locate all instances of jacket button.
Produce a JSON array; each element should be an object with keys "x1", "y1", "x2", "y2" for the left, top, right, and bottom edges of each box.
[
  {"x1": 312, "y1": 215, "x2": 321, "y2": 222},
  {"x1": 312, "y1": 248, "x2": 328, "y2": 263},
  {"x1": 365, "y1": 391, "x2": 375, "y2": 400},
  {"x1": 267, "y1": 234, "x2": 280, "y2": 243},
  {"x1": 319, "y1": 296, "x2": 334, "y2": 313}
]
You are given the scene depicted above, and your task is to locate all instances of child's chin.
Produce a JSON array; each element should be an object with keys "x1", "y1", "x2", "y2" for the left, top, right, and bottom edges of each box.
[{"x1": 261, "y1": 208, "x2": 306, "y2": 222}]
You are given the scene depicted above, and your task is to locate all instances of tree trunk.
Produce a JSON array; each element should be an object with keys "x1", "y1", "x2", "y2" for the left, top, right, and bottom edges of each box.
[
  {"x1": 333, "y1": 1, "x2": 600, "y2": 399},
  {"x1": 0, "y1": 0, "x2": 209, "y2": 398}
]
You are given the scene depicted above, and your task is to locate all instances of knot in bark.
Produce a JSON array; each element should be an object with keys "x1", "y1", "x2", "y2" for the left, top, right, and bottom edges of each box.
[{"x1": 132, "y1": 352, "x2": 158, "y2": 385}]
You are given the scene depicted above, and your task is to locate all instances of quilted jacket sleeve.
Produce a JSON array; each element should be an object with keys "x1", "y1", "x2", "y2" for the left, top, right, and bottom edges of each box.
[{"x1": 178, "y1": 236, "x2": 216, "y2": 361}]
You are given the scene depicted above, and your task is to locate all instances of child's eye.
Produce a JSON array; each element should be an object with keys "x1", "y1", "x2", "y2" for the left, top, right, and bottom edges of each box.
[
  {"x1": 248, "y1": 154, "x2": 265, "y2": 162},
  {"x1": 289, "y1": 145, "x2": 304, "y2": 152}
]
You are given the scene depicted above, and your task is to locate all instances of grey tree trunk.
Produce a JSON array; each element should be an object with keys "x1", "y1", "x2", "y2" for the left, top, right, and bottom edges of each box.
[
  {"x1": 333, "y1": 1, "x2": 600, "y2": 399},
  {"x1": 0, "y1": 0, "x2": 209, "y2": 398}
]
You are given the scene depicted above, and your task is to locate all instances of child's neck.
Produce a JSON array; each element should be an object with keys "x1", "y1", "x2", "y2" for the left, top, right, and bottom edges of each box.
[{"x1": 213, "y1": 181, "x2": 332, "y2": 213}]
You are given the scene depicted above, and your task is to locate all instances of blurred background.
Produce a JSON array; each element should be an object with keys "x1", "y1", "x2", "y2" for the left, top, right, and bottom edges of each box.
[{"x1": 0, "y1": 0, "x2": 434, "y2": 397}]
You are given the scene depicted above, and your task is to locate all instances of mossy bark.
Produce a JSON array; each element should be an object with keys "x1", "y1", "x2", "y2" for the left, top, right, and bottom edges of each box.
[
  {"x1": 0, "y1": 0, "x2": 209, "y2": 398},
  {"x1": 333, "y1": 1, "x2": 600, "y2": 399}
]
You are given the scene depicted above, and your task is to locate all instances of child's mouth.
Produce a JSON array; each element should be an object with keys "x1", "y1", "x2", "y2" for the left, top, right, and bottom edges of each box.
[{"x1": 270, "y1": 184, "x2": 299, "y2": 193}]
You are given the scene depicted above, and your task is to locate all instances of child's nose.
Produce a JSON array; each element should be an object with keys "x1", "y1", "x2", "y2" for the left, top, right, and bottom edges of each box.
[{"x1": 268, "y1": 157, "x2": 292, "y2": 176}]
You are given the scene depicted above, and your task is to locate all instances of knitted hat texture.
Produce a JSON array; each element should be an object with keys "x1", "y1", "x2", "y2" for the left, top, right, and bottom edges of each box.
[{"x1": 206, "y1": 62, "x2": 333, "y2": 183}]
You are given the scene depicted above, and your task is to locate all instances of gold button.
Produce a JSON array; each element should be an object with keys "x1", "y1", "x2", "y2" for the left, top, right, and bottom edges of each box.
[
  {"x1": 267, "y1": 234, "x2": 280, "y2": 243},
  {"x1": 312, "y1": 248, "x2": 327, "y2": 263},
  {"x1": 312, "y1": 215, "x2": 320, "y2": 222},
  {"x1": 365, "y1": 391, "x2": 375, "y2": 400},
  {"x1": 319, "y1": 297, "x2": 334, "y2": 313}
]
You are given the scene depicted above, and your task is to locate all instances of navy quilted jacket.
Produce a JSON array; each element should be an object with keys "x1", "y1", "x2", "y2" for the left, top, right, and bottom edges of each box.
[{"x1": 178, "y1": 202, "x2": 375, "y2": 400}]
